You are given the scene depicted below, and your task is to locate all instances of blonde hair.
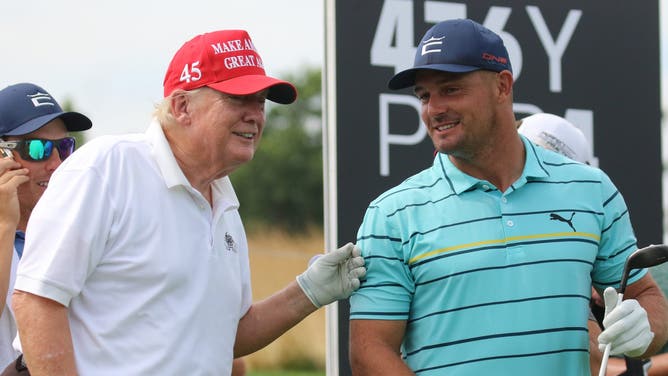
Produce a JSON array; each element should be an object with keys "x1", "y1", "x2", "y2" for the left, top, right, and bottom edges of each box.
[{"x1": 153, "y1": 87, "x2": 207, "y2": 128}]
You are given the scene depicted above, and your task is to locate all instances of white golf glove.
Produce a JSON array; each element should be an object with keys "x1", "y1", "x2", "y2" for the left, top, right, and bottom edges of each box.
[
  {"x1": 597, "y1": 286, "x2": 654, "y2": 357},
  {"x1": 296, "y1": 243, "x2": 366, "y2": 308}
]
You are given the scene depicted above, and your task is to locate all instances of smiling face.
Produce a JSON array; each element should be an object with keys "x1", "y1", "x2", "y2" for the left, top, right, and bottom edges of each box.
[
  {"x1": 3, "y1": 118, "x2": 68, "y2": 229},
  {"x1": 172, "y1": 87, "x2": 268, "y2": 182},
  {"x1": 414, "y1": 69, "x2": 503, "y2": 160}
]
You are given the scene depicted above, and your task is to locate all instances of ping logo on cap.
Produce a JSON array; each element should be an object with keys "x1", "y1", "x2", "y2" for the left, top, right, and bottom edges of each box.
[
  {"x1": 421, "y1": 36, "x2": 445, "y2": 56},
  {"x1": 482, "y1": 53, "x2": 508, "y2": 65},
  {"x1": 28, "y1": 92, "x2": 55, "y2": 108}
]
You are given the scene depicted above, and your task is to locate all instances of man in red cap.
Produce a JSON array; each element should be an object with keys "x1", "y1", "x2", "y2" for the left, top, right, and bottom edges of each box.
[{"x1": 12, "y1": 30, "x2": 365, "y2": 375}]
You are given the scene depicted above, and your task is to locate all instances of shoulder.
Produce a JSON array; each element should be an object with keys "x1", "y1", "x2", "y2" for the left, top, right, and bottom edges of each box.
[
  {"x1": 76, "y1": 133, "x2": 148, "y2": 156},
  {"x1": 370, "y1": 166, "x2": 441, "y2": 210},
  {"x1": 530, "y1": 146, "x2": 622, "y2": 202},
  {"x1": 531, "y1": 144, "x2": 605, "y2": 179},
  {"x1": 63, "y1": 133, "x2": 150, "y2": 170}
]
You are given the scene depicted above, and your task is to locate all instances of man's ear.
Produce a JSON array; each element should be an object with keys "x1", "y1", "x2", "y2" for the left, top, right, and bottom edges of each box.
[
  {"x1": 496, "y1": 70, "x2": 514, "y2": 102},
  {"x1": 170, "y1": 92, "x2": 191, "y2": 124}
]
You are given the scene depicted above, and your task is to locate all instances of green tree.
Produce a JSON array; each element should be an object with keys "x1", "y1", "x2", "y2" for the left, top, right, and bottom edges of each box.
[{"x1": 231, "y1": 66, "x2": 323, "y2": 233}]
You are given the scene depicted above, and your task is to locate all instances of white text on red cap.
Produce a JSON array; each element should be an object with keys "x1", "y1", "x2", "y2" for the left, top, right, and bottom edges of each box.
[{"x1": 211, "y1": 39, "x2": 265, "y2": 70}]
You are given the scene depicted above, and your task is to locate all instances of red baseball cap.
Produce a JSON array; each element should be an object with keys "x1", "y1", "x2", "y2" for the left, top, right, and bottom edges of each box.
[{"x1": 163, "y1": 30, "x2": 297, "y2": 104}]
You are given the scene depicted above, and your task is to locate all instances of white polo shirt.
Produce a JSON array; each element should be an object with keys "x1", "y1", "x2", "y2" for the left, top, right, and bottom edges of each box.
[
  {"x1": 15, "y1": 120, "x2": 252, "y2": 375},
  {"x1": 0, "y1": 249, "x2": 19, "y2": 368}
]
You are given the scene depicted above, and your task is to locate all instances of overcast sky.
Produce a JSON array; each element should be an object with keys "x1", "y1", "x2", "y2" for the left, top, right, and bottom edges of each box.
[
  {"x1": 0, "y1": 0, "x2": 324, "y2": 138},
  {"x1": 0, "y1": 1, "x2": 666, "y2": 138}
]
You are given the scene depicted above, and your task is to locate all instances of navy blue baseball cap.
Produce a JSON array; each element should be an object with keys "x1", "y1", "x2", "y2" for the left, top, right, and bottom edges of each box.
[
  {"x1": 0, "y1": 83, "x2": 92, "y2": 136},
  {"x1": 388, "y1": 19, "x2": 512, "y2": 90}
]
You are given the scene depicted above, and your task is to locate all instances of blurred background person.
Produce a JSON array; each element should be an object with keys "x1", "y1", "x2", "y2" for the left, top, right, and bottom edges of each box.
[{"x1": 519, "y1": 112, "x2": 668, "y2": 376}]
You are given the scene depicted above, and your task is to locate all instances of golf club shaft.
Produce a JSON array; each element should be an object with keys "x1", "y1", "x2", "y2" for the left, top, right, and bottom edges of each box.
[{"x1": 598, "y1": 292, "x2": 623, "y2": 376}]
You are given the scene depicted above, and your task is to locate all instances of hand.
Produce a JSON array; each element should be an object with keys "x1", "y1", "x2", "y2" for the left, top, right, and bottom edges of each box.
[
  {"x1": 296, "y1": 242, "x2": 366, "y2": 308},
  {"x1": 0, "y1": 159, "x2": 29, "y2": 229},
  {"x1": 597, "y1": 286, "x2": 654, "y2": 357}
]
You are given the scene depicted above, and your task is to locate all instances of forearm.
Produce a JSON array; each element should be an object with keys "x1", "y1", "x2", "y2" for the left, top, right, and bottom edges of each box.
[
  {"x1": 350, "y1": 346, "x2": 413, "y2": 376},
  {"x1": 648, "y1": 353, "x2": 668, "y2": 376},
  {"x1": 350, "y1": 320, "x2": 413, "y2": 375},
  {"x1": 637, "y1": 286, "x2": 668, "y2": 356},
  {"x1": 589, "y1": 319, "x2": 602, "y2": 376},
  {"x1": 12, "y1": 290, "x2": 77, "y2": 375},
  {"x1": 0, "y1": 224, "x2": 15, "y2": 308},
  {"x1": 350, "y1": 337, "x2": 413, "y2": 375},
  {"x1": 234, "y1": 280, "x2": 316, "y2": 356},
  {"x1": 589, "y1": 320, "x2": 628, "y2": 376}
]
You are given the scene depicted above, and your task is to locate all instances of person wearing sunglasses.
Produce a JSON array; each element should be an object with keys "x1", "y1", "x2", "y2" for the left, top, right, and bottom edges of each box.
[
  {"x1": 10, "y1": 30, "x2": 365, "y2": 376},
  {"x1": 0, "y1": 82, "x2": 91, "y2": 374}
]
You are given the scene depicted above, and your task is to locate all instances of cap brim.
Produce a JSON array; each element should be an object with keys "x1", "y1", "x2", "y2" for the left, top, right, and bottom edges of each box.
[
  {"x1": 388, "y1": 64, "x2": 481, "y2": 90},
  {"x1": 4, "y1": 111, "x2": 92, "y2": 136},
  {"x1": 208, "y1": 75, "x2": 297, "y2": 104},
  {"x1": 59, "y1": 112, "x2": 93, "y2": 132}
]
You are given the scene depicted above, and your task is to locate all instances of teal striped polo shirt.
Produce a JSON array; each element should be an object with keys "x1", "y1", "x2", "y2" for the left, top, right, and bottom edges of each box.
[{"x1": 349, "y1": 136, "x2": 645, "y2": 375}]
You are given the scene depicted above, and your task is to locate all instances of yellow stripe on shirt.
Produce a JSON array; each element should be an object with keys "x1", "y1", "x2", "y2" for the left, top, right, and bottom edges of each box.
[{"x1": 408, "y1": 232, "x2": 601, "y2": 264}]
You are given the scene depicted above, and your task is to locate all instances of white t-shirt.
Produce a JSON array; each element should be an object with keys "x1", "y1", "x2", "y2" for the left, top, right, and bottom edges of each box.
[
  {"x1": 0, "y1": 249, "x2": 19, "y2": 368},
  {"x1": 15, "y1": 121, "x2": 252, "y2": 375}
]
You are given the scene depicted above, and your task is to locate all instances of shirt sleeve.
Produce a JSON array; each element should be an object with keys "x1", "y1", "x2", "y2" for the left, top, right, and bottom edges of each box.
[
  {"x1": 15, "y1": 162, "x2": 113, "y2": 307},
  {"x1": 349, "y1": 203, "x2": 414, "y2": 320},
  {"x1": 591, "y1": 169, "x2": 646, "y2": 290}
]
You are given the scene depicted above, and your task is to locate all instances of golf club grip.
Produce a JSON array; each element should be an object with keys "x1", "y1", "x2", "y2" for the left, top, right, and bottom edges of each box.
[{"x1": 598, "y1": 292, "x2": 623, "y2": 376}]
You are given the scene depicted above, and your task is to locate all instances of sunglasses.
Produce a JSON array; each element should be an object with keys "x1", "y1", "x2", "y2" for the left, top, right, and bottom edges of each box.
[{"x1": 0, "y1": 137, "x2": 76, "y2": 162}]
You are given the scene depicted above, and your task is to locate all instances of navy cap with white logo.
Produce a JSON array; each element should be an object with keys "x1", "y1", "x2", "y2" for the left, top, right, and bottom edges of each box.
[
  {"x1": 388, "y1": 18, "x2": 512, "y2": 90},
  {"x1": 0, "y1": 83, "x2": 92, "y2": 136}
]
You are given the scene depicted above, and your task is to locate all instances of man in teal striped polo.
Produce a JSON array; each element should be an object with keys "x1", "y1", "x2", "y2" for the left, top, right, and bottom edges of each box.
[{"x1": 349, "y1": 19, "x2": 668, "y2": 376}]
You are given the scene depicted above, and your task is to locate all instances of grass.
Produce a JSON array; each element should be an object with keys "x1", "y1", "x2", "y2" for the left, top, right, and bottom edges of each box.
[
  {"x1": 244, "y1": 228, "x2": 327, "y2": 372},
  {"x1": 248, "y1": 371, "x2": 325, "y2": 376}
]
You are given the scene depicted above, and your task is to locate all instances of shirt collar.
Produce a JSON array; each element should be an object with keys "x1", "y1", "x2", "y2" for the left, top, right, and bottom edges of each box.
[
  {"x1": 434, "y1": 135, "x2": 550, "y2": 194},
  {"x1": 146, "y1": 120, "x2": 239, "y2": 209},
  {"x1": 14, "y1": 230, "x2": 25, "y2": 259},
  {"x1": 147, "y1": 119, "x2": 188, "y2": 189},
  {"x1": 518, "y1": 134, "x2": 551, "y2": 182}
]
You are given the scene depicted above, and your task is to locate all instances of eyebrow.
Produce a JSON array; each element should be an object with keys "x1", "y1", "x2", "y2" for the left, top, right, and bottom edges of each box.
[
  {"x1": 415, "y1": 70, "x2": 477, "y2": 93},
  {"x1": 414, "y1": 75, "x2": 458, "y2": 94}
]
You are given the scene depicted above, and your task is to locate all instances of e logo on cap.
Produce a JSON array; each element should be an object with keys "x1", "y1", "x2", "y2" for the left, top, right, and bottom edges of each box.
[
  {"x1": 28, "y1": 92, "x2": 55, "y2": 108},
  {"x1": 421, "y1": 36, "x2": 445, "y2": 56}
]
